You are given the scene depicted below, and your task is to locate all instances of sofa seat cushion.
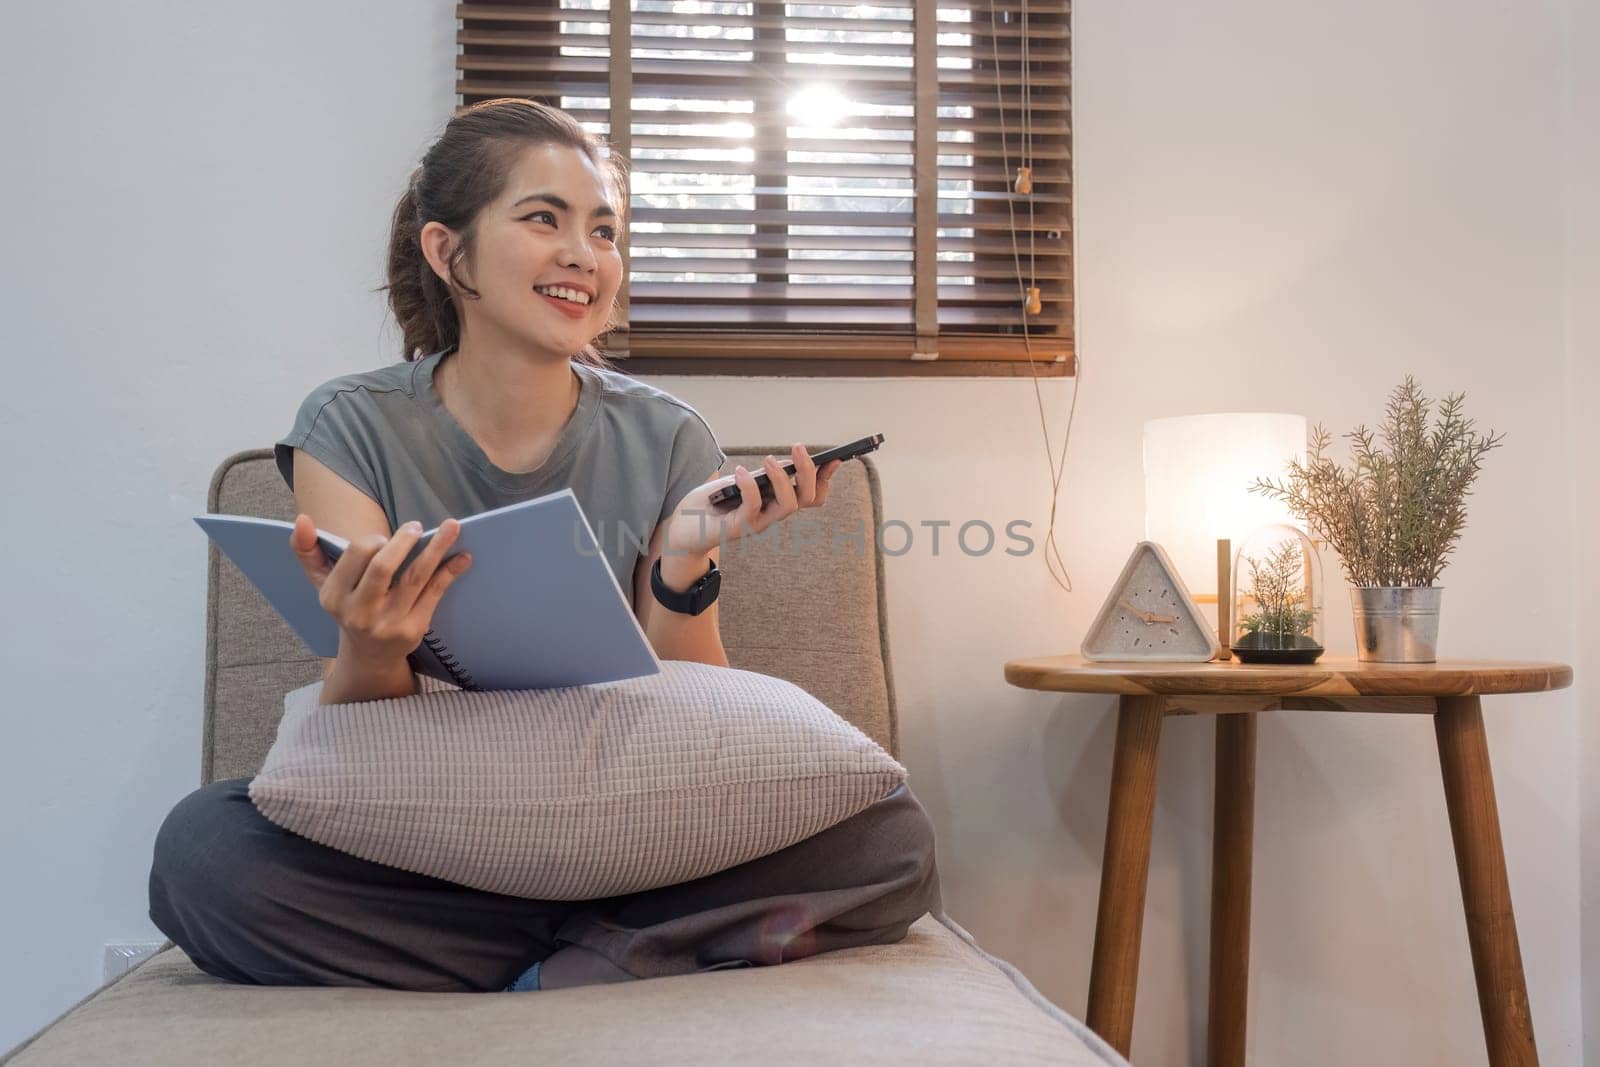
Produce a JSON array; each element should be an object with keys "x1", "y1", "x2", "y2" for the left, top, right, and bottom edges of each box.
[{"x1": 5, "y1": 913, "x2": 1124, "y2": 1067}]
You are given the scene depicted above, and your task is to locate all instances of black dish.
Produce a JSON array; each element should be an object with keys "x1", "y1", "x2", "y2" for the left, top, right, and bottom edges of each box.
[
  {"x1": 1230, "y1": 633, "x2": 1325, "y2": 665},
  {"x1": 1230, "y1": 645, "x2": 1325, "y2": 665}
]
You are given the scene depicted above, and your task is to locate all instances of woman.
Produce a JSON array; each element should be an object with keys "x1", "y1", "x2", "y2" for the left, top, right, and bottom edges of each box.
[{"x1": 148, "y1": 98, "x2": 941, "y2": 994}]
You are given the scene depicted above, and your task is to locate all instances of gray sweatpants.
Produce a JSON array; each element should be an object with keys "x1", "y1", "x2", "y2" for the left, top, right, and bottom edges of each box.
[{"x1": 147, "y1": 777, "x2": 942, "y2": 993}]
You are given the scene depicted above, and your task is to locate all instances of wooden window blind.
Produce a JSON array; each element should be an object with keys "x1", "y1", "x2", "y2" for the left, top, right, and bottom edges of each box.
[{"x1": 457, "y1": 0, "x2": 1073, "y2": 377}]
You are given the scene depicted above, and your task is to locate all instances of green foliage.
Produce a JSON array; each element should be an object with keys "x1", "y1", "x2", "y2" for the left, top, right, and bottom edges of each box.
[
  {"x1": 1238, "y1": 540, "x2": 1317, "y2": 637},
  {"x1": 1248, "y1": 376, "x2": 1504, "y2": 588}
]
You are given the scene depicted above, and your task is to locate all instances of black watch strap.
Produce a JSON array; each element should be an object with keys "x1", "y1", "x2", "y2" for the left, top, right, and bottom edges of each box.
[{"x1": 651, "y1": 556, "x2": 721, "y2": 616}]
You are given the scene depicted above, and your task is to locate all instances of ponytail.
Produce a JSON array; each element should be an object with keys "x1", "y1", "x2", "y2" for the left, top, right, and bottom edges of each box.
[{"x1": 384, "y1": 168, "x2": 464, "y2": 361}]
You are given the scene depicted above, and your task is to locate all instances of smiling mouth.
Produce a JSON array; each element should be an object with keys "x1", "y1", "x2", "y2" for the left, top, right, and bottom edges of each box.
[
  {"x1": 534, "y1": 285, "x2": 593, "y2": 306},
  {"x1": 537, "y1": 291, "x2": 593, "y2": 319}
]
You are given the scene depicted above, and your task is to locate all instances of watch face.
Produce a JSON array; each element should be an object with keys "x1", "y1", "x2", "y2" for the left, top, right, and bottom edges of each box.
[
  {"x1": 692, "y1": 563, "x2": 720, "y2": 611},
  {"x1": 655, "y1": 557, "x2": 719, "y2": 615}
]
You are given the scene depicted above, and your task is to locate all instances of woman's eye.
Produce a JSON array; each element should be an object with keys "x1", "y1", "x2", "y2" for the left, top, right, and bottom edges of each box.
[{"x1": 523, "y1": 213, "x2": 614, "y2": 242}]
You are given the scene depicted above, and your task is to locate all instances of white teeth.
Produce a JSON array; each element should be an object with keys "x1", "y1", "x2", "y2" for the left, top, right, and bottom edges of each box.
[{"x1": 536, "y1": 285, "x2": 591, "y2": 306}]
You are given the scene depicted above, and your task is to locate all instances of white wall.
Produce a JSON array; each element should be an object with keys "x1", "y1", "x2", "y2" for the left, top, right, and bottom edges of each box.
[
  {"x1": 0, "y1": 0, "x2": 459, "y2": 1052},
  {"x1": 1566, "y1": 0, "x2": 1600, "y2": 1059},
  {"x1": 1, "y1": 2, "x2": 1587, "y2": 1064}
]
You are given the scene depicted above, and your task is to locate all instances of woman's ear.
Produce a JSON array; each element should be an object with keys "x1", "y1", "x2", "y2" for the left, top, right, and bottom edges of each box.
[{"x1": 419, "y1": 220, "x2": 465, "y2": 289}]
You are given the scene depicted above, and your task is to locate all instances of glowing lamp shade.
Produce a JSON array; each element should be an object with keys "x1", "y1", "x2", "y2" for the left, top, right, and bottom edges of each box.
[{"x1": 1142, "y1": 413, "x2": 1307, "y2": 597}]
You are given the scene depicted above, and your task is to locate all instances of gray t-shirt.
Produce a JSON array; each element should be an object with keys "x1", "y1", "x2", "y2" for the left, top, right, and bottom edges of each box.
[{"x1": 274, "y1": 347, "x2": 727, "y2": 611}]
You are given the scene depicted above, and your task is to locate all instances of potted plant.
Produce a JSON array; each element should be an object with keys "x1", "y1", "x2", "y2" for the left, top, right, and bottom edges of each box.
[
  {"x1": 1231, "y1": 534, "x2": 1324, "y2": 664},
  {"x1": 1247, "y1": 376, "x2": 1504, "y2": 662}
]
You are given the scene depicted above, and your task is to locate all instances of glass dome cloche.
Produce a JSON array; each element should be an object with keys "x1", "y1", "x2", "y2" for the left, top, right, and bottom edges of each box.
[{"x1": 1228, "y1": 523, "x2": 1325, "y2": 664}]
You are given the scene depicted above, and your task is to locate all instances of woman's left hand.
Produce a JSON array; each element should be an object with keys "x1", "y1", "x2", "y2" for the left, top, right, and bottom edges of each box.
[{"x1": 661, "y1": 443, "x2": 844, "y2": 562}]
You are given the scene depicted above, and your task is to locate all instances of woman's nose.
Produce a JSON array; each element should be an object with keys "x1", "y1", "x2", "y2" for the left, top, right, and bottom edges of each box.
[{"x1": 561, "y1": 234, "x2": 597, "y2": 272}]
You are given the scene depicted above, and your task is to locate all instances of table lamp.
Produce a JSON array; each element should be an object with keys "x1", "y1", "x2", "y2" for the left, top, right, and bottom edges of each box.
[{"x1": 1143, "y1": 413, "x2": 1307, "y2": 660}]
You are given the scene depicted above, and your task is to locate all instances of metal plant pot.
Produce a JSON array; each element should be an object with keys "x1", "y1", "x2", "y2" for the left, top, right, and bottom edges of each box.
[{"x1": 1349, "y1": 586, "x2": 1442, "y2": 663}]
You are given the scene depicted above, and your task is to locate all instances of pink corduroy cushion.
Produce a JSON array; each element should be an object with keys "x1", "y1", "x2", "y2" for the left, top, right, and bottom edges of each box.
[{"x1": 247, "y1": 660, "x2": 907, "y2": 900}]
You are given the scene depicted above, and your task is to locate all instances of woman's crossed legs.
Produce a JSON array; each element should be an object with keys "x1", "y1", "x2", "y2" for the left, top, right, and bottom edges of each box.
[{"x1": 147, "y1": 777, "x2": 942, "y2": 993}]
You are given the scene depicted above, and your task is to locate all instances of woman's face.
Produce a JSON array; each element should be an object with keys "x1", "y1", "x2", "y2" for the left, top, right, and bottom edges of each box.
[{"x1": 432, "y1": 142, "x2": 624, "y2": 359}]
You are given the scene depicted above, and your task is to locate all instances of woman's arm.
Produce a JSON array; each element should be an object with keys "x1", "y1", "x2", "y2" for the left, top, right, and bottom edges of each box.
[
  {"x1": 636, "y1": 447, "x2": 838, "y2": 668},
  {"x1": 633, "y1": 475, "x2": 730, "y2": 668},
  {"x1": 322, "y1": 648, "x2": 420, "y2": 704},
  {"x1": 294, "y1": 449, "x2": 425, "y2": 703}
]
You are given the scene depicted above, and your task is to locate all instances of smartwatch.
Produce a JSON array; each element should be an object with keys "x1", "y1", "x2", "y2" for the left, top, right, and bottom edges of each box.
[{"x1": 651, "y1": 556, "x2": 721, "y2": 616}]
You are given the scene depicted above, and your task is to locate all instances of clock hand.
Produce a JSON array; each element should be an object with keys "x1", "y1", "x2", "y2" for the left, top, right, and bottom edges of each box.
[{"x1": 1117, "y1": 597, "x2": 1156, "y2": 624}]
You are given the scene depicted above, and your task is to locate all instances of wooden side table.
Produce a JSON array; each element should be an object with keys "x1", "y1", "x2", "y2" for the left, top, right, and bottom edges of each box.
[{"x1": 1002, "y1": 654, "x2": 1572, "y2": 1067}]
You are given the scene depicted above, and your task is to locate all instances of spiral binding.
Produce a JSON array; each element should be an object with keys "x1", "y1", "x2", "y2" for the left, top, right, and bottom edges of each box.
[{"x1": 420, "y1": 629, "x2": 478, "y2": 691}]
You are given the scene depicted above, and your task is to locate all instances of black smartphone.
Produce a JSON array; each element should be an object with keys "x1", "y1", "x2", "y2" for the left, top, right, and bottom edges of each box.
[{"x1": 707, "y1": 434, "x2": 885, "y2": 510}]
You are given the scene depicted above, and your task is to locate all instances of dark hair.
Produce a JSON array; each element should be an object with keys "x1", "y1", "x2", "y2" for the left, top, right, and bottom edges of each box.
[{"x1": 381, "y1": 98, "x2": 628, "y2": 367}]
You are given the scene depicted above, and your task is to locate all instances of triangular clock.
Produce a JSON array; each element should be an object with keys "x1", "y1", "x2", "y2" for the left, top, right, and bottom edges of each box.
[{"x1": 1081, "y1": 541, "x2": 1220, "y2": 662}]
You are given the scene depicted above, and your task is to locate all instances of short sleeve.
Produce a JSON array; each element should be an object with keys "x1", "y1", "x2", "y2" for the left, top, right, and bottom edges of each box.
[
  {"x1": 658, "y1": 410, "x2": 727, "y2": 527},
  {"x1": 273, "y1": 381, "x2": 383, "y2": 505}
]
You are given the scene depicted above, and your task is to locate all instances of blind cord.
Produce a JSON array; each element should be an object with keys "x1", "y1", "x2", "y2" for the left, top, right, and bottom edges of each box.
[{"x1": 987, "y1": 0, "x2": 1079, "y2": 594}]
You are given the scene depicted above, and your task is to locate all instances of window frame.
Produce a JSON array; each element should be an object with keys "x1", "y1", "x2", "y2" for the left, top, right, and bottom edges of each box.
[{"x1": 456, "y1": 0, "x2": 1074, "y2": 378}]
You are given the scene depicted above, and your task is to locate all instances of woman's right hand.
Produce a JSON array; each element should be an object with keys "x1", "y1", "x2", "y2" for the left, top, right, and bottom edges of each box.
[{"x1": 288, "y1": 514, "x2": 473, "y2": 666}]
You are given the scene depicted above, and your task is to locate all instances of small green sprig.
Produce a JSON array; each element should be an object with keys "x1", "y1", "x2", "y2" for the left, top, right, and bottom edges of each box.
[
  {"x1": 1248, "y1": 376, "x2": 1504, "y2": 588},
  {"x1": 1238, "y1": 540, "x2": 1316, "y2": 637}
]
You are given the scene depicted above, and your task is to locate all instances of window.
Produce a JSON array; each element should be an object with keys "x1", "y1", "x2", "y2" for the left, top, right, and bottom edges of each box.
[{"x1": 458, "y1": 0, "x2": 1074, "y2": 377}]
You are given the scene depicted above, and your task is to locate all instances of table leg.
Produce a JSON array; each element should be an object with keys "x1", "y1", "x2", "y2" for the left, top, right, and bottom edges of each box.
[
  {"x1": 1086, "y1": 695, "x2": 1165, "y2": 1057},
  {"x1": 1208, "y1": 711, "x2": 1256, "y2": 1067},
  {"x1": 1434, "y1": 695, "x2": 1538, "y2": 1067}
]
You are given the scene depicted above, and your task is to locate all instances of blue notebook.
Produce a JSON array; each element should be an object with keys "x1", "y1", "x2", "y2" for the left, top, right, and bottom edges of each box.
[{"x1": 194, "y1": 489, "x2": 661, "y2": 691}]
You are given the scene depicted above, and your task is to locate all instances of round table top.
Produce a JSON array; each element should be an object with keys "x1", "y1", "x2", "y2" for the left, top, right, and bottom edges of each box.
[{"x1": 1002, "y1": 654, "x2": 1573, "y2": 697}]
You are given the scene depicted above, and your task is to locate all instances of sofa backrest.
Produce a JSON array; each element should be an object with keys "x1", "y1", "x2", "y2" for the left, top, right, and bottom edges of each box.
[{"x1": 201, "y1": 447, "x2": 899, "y2": 785}]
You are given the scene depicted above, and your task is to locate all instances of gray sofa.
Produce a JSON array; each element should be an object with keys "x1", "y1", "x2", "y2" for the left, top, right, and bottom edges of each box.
[{"x1": 4, "y1": 447, "x2": 1125, "y2": 1067}]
